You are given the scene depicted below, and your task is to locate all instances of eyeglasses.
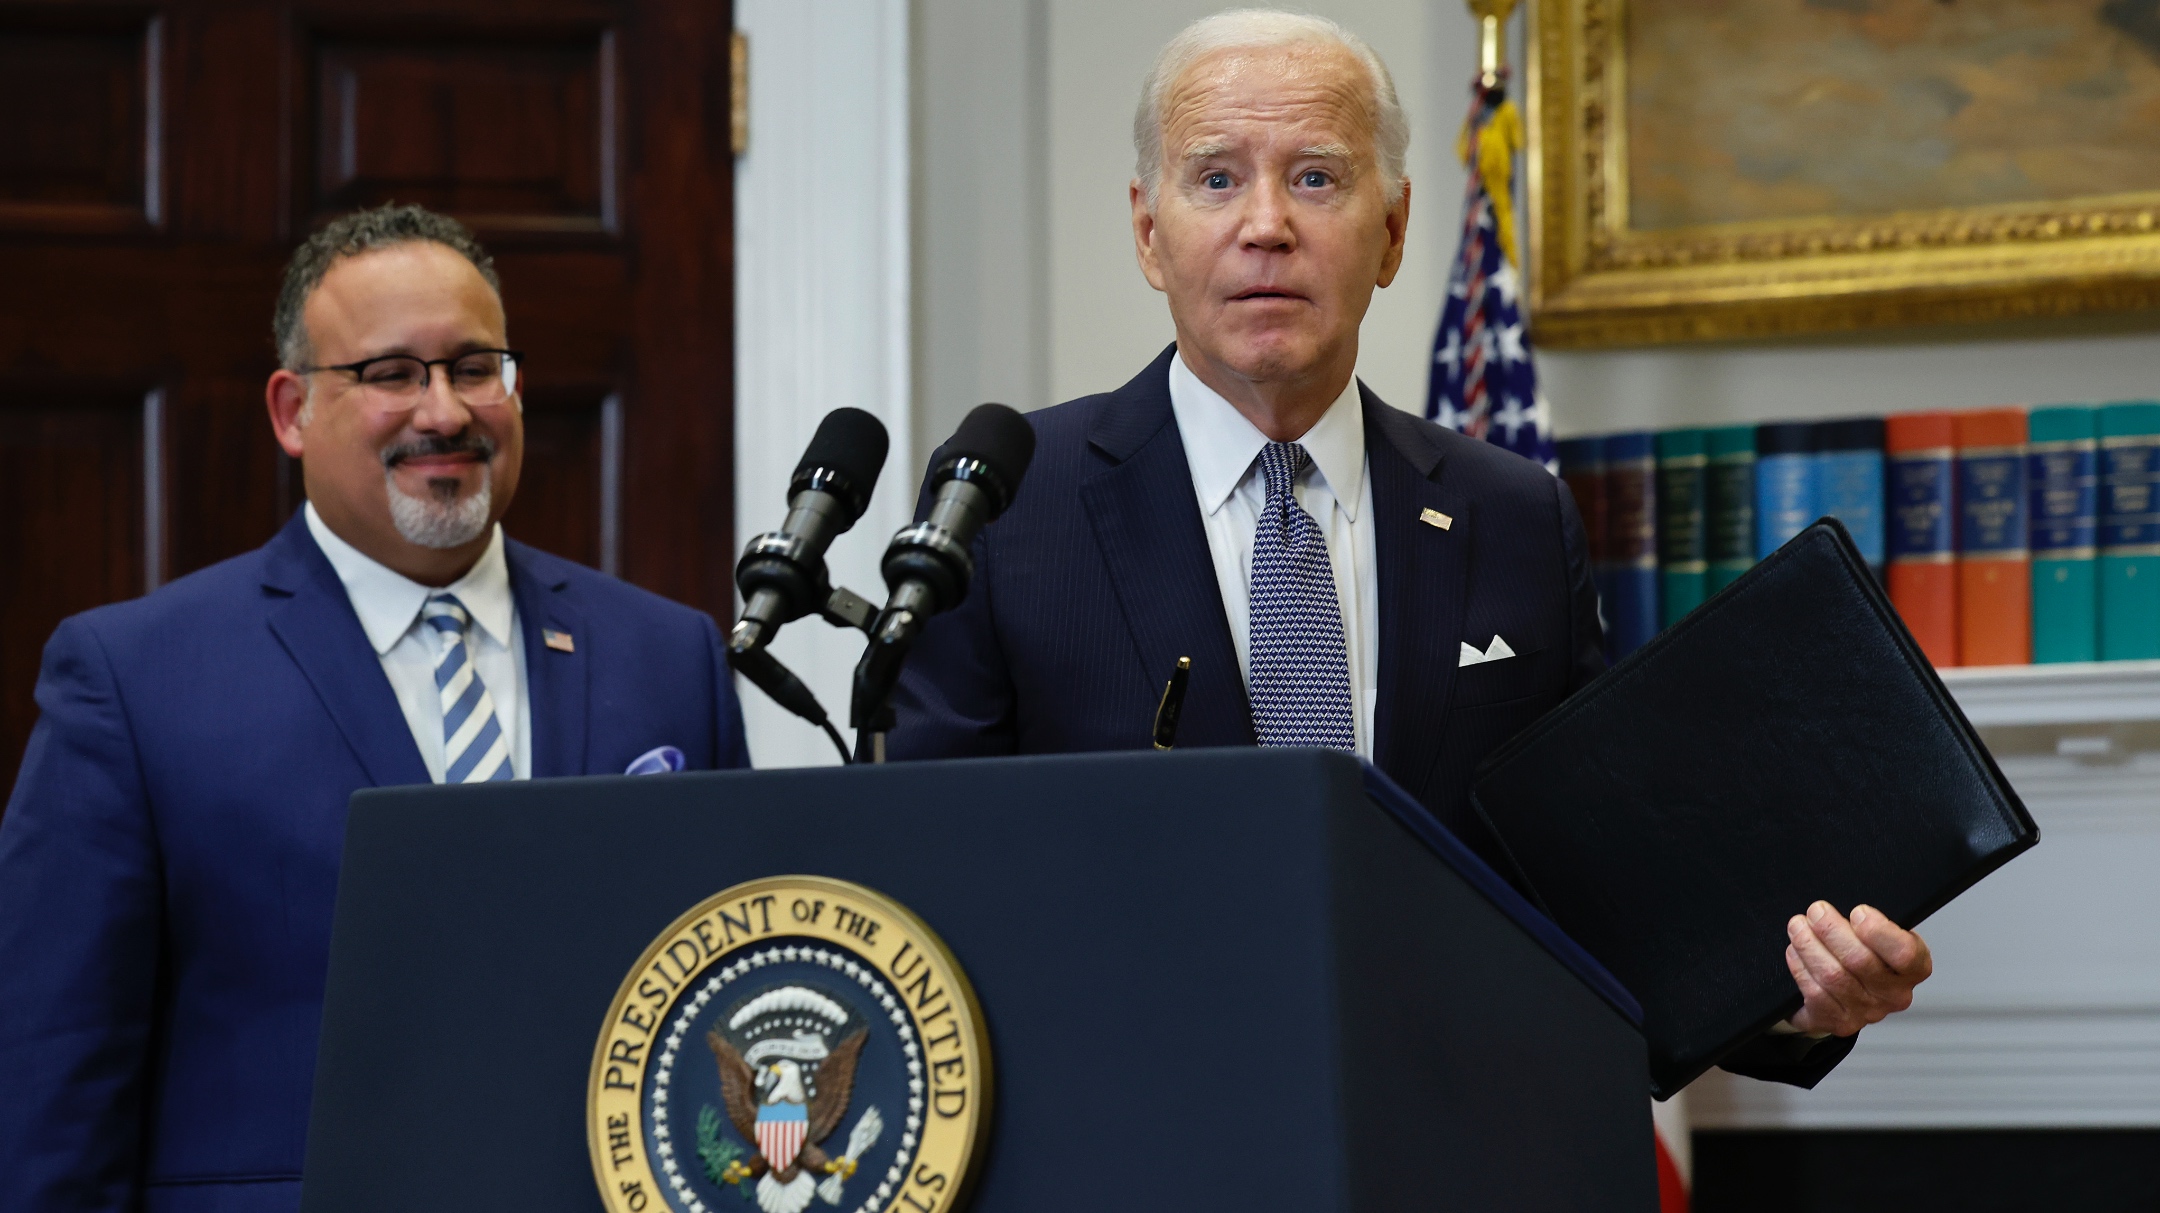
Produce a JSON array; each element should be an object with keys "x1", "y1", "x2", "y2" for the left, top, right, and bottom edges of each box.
[{"x1": 306, "y1": 349, "x2": 524, "y2": 408}]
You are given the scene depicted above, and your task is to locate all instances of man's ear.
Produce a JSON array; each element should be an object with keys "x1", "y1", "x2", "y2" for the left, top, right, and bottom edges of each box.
[
  {"x1": 1375, "y1": 178, "x2": 1411, "y2": 289},
  {"x1": 266, "y1": 370, "x2": 310, "y2": 459},
  {"x1": 1131, "y1": 179, "x2": 1169, "y2": 292}
]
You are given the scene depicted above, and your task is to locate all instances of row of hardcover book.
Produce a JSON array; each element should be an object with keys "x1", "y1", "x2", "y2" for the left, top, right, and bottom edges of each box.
[{"x1": 1557, "y1": 401, "x2": 2160, "y2": 668}]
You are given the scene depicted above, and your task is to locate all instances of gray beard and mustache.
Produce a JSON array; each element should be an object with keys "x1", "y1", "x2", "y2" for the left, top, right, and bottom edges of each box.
[{"x1": 381, "y1": 434, "x2": 498, "y2": 550}]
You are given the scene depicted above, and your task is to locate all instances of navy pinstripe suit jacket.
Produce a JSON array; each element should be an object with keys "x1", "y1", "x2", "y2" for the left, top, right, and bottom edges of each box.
[
  {"x1": 889, "y1": 344, "x2": 1858, "y2": 1088},
  {"x1": 888, "y1": 344, "x2": 1603, "y2": 867}
]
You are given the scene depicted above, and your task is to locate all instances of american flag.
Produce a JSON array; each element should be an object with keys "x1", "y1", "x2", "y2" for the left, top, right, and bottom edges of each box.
[{"x1": 1425, "y1": 100, "x2": 1555, "y2": 473}]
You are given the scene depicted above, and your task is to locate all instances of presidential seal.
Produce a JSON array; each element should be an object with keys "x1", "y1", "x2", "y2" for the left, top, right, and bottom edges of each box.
[{"x1": 589, "y1": 876, "x2": 991, "y2": 1213}]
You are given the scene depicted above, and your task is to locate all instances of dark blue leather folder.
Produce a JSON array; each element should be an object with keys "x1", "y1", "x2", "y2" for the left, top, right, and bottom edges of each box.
[{"x1": 1472, "y1": 518, "x2": 2039, "y2": 1097}]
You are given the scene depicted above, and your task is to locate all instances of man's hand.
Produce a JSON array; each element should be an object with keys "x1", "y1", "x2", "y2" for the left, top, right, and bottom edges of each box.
[{"x1": 1785, "y1": 901, "x2": 1933, "y2": 1037}]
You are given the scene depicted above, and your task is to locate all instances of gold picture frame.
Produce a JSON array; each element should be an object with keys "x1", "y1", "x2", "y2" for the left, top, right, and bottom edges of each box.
[{"x1": 1527, "y1": 0, "x2": 2160, "y2": 348}]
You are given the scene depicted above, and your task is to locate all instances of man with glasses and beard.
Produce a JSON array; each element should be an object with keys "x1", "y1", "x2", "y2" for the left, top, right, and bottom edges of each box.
[{"x1": 0, "y1": 203, "x2": 749, "y2": 1213}]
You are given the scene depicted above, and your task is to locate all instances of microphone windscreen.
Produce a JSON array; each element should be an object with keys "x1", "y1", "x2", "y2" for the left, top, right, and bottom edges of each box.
[
  {"x1": 946, "y1": 403, "x2": 1037, "y2": 487},
  {"x1": 794, "y1": 407, "x2": 891, "y2": 508}
]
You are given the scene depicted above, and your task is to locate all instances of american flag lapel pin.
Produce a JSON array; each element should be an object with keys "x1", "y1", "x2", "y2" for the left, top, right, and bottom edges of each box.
[
  {"x1": 1420, "y1": 508, "x2": 1454, "y2": 531},
  {"x1": 543, "y1": 628, "x2": 576, "y2": 653}
]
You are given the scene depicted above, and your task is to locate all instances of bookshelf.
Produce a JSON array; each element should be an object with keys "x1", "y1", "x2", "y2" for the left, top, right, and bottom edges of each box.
[{"x1": 1940, "y1": 660, "x2": 2160, "y2": 728}]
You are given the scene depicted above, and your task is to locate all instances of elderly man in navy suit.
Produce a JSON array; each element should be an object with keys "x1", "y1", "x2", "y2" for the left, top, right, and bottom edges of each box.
[
  {"x1": 0, "y1": 203, "x2": 748, "y2": 1212},
  {"x1": 890, "y1": 12, "x2": 1931, "y2": 1085}
]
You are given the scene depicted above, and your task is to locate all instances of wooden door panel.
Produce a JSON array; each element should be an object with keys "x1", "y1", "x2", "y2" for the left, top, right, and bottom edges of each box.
[
  {"x1": 0, "y1": 386, "x2": 150, "y2": 781},
  {"x1": 310, "y1": 27, "x2": 617, "y2": 234},
  {"x1": 0, "y1": 242, "x2": 289, "y2": 582},
  {"x1": 503, "y1": 386, "x2": 615, "y2": 573},
  {"x1": 163, "y1": 374, "x2": 292, "y2": 578},
  {"x1": 493, "y1": 250, "x2": 628, "y2": 366},
  {"x1": 0, "y1": 7, "x2": 158, "y2": 234},
  {"x1": 161, "y1": 6, "x2": 286, "y2": 243},
  {"x1": 610, "y1": 0, "x2": 733, "y2": 614}
]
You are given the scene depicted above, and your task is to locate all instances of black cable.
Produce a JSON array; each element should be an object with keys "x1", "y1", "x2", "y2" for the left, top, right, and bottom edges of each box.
[
  {"x1": 726, "y1": 647, "x2": 853, "y2": 765},
  {"x1": 819, "y1": 720, "x2": 852, "y2": 765}
]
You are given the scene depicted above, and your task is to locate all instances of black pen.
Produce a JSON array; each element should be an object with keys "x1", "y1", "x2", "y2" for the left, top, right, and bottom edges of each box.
[{"x1": 1152, "y1": 656, "x2": 1191, "y2": 750}]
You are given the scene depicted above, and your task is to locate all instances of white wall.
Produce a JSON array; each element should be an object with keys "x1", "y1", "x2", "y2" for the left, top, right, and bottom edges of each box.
[
  {"x1": 912, "y1": 0, "x2": 1051, "y2": 460},
  {"x1": 1542, "y1": 331, "x2": 2160, "y2": 436},
  {"x1": 735, "y1": 0, "x2": 912, "y2": 770}
]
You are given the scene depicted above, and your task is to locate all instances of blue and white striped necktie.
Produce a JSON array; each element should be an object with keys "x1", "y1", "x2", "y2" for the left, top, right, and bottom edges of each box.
[
  {"x1": 1246, "y1": 441, "x2": 1356, "y2": 750},
  {"x1": 424, "y1": 593, "x2": 512, "y2": 783}
]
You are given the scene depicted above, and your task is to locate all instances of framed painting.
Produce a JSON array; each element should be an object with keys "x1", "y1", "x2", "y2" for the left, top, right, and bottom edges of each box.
[{"x1": 1527, "y1": 0, "x2": 2160, "y2": 347}]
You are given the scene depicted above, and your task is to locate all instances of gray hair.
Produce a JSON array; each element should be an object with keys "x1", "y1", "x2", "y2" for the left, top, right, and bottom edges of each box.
[
  {"x1": 1133, "y1": 9, "x2": 1409, "y2": 210},
  {"x1": 273, "y1": 202, "x2": 500, "y2": 372}
]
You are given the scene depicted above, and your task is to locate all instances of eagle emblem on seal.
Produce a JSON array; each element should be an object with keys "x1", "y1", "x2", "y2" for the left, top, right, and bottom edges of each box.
[{"x1": 705, "y1": 985, "x2": 885, "y2": 1213}]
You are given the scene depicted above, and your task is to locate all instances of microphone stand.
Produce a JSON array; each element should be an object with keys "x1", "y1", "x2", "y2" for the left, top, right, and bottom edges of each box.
[
  {"x1": 816, "y1": 585, "x2": 878, "y2": 634},
  {"x1": 820, "y1": 584, "x2": 897, "y2": 762},
  {"x1": 855, "y1": 701, "x2": 896, "y2": 765},
  {"x1": 728, "y1": 583, "x2": 883, "y2": 765},
  {"x1": 848, "y1": 602, "x2": 926, "y2": 766}
]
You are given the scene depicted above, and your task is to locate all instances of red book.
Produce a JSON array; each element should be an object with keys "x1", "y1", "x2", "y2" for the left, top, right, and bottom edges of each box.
[
  {"x1": 1886, "y1": 412, "x2": 1958, "y2": 666},
  {"x1": 1955, "y1": 407, "x2": 2031, "y2": 667}
]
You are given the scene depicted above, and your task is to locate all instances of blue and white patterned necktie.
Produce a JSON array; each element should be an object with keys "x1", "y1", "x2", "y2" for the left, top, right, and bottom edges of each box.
[
  {"x1": 424, "y1": 593, "x2": 512, "y2": 783},
  {"x1": 1247, "y1": 442, "x2": 1356, "y2": 750}
]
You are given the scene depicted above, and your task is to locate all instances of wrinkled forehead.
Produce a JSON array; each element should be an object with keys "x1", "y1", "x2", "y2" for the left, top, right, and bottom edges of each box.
[{"x1": 1159, "y1": 43, "x2": 1378, "y2": 160}]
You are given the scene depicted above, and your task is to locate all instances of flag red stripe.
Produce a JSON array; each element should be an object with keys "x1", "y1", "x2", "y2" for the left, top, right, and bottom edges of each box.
[{"x1": 1655, "y1": 1132, "x2": 1689, "y2": 1213}]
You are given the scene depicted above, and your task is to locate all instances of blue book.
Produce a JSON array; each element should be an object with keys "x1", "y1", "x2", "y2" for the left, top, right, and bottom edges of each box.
[
  {"x1": 2100, "y1": 401, "x2": 2160, "y2": 661},
  {"x1": 1815, "y1": 418, "x2": 1886, "y2": 577},
  {"x1": 1755, "y1": 422, "x2": 1818, "y2": 557},
  {"x1": 1603, "y1": 431, "x2": 1660, "y2": 658},
  {"x1": 2028, "y1": 405, "x2": 2098, "y2": 663}
]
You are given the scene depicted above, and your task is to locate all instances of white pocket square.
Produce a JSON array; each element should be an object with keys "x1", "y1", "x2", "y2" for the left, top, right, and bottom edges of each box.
[{"x1": 1458, "y1": 634, "x2": 1517, "y2": 667}]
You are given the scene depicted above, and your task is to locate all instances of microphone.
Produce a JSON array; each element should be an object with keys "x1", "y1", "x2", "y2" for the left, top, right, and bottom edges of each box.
[
  {"x1": 730, "y1": 407, "x2": 890, "y2": 654},
  {"x1": 851, "y1": 403, "x2": 1036, "y2": 728}
]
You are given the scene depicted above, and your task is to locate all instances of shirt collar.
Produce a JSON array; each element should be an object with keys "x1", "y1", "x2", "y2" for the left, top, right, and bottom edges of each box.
[
  {"x1": 304, "y1": 501, "x2": 514, "y2": 656},
  {"x1": 1166, "y1": 348, "x2": 1366, "y2": 520}
]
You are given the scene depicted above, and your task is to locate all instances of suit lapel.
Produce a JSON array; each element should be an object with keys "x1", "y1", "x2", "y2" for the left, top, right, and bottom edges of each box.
[
  {"x1": 1365, "y1": 392, "x2": 1474, "y2": 788},
  {"x1": 509, "y1": 542, "x2": 590, "y2": 778},
  {"x1": 1078, "y1": 347, "x2": 1253, "y2": 746},
  {"x1": 261, "y1": 513, "x2": 432, "y2": 788}
]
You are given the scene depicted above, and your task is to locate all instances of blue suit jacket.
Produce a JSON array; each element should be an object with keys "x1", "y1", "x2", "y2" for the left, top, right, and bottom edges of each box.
[
  {"x1": 0, "y1": 510, "x2": 749, "y2": 1213},
  {"x1": 890, "y1": 345, "x2": 1853, "y2": 1085}
]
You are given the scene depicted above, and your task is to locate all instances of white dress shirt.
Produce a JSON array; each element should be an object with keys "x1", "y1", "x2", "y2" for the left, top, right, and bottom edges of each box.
[
  {"x1": 304, "y1": 502, "x2": 530, "y2": 782},
  {"x1": 1167, "y1": 351, "x2": 1381, "y2": 757}
]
